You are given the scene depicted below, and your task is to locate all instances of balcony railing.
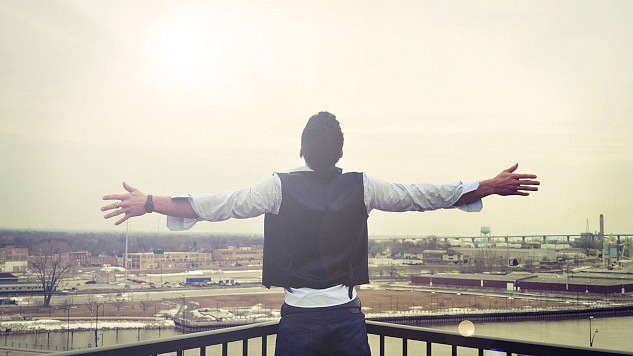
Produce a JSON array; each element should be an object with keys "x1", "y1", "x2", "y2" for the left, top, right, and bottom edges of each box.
[{"x1": 49, "y1": 320, "x2": 633, "y2": 356}]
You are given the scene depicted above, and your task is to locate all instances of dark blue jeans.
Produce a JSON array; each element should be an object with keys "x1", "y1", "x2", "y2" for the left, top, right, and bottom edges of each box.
[{"x1": 275, "y1": 298, "x2": 371, "y2": 356}]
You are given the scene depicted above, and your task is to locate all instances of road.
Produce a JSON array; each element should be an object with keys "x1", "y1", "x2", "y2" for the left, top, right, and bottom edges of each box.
[{"x1": 18, "y1": 284, "x2": 282, "y2": 306}]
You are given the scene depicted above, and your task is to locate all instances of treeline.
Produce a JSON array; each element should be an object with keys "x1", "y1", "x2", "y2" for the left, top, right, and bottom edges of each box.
[
  {"x1": 0, "y1": 229, "x2": 263, "y2": 257},
  {"x1": 368, "y1": 238, "x2": 440, "y2": 257}
]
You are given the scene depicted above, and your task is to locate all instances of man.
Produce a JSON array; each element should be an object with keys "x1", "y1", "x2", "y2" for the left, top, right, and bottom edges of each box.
[{"x1": 102, "y1": 111, "x2": 539, "y2": 355}]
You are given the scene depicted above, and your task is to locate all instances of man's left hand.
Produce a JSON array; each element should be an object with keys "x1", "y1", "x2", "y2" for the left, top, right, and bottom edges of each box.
[{"x1": 101, "y1": 182, "x2": 148, "y2": 225}]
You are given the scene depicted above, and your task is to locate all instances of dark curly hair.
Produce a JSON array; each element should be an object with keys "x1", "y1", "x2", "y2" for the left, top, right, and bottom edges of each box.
[{"x1": 301, "y1": 111, "x2": 344, "y2": 171}]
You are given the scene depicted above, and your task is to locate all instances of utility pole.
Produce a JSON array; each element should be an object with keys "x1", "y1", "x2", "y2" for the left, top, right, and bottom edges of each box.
[
  {"x1": 66, "y1": 308, "x2": 70, "y2": 350},
  {"x1": 125, "y1": 221, "x2": 129, "y2": 286},
  {"x1": 94, "y1": 304, "x2": 100, "y2": 347},
  {"x1": 589, "y1": 315, "x2": 598, "y2": 347},
  {"x1": 181, "y1": 294, "x2": 187, "y2": 331}
]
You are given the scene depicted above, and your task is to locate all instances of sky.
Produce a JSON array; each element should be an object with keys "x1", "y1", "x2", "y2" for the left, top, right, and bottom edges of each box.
[{"x1": 1, "y1": 0, "x2": 632, "y2": 238}]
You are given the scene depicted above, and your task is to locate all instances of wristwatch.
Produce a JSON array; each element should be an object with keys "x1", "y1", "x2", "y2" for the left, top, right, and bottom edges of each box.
[{"x1": 144, "y1": 194, "x2": 154, "y2": 213}]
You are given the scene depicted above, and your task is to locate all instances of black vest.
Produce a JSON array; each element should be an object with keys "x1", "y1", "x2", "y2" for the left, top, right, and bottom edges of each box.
[{"x1": 262, "y1": 169, "x2": 369, "y2": 290}]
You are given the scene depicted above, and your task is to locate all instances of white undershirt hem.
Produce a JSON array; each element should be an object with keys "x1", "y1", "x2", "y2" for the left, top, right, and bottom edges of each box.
[{"x1": 283, "y1": 284, "x2": 358, "y2": 308}]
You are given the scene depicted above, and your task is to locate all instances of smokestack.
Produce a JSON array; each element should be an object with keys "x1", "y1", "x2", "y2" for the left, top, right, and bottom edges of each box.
[{"x1": 600, "y1": 214, "x2": 605, "y2": 268}]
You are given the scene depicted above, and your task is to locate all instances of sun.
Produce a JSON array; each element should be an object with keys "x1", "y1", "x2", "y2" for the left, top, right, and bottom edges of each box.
[
  {"x1": 151, "y1": 20, "x2": 220, "y2": 82},
  {"x1": 163, "y1": 26, "x2": 206, "y2": 68}
]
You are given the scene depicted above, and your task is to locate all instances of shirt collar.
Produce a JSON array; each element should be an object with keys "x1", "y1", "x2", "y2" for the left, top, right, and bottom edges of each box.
[
  {"x1": 287, "y1": 166, "x2": 313, "y2": 173},
  {"x1": 287, "y1": 166, "x2": 343, "y2": 178}
]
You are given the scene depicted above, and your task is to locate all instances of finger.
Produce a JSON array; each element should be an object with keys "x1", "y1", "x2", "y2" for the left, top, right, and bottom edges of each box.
[
  {"x1": 123, "y1": 181, "x2": 136, "y2": 193},
  {"x1": 101, "y1": 203, "x2": 120, "y2": 211},
  {"x1": 517, "y1": 179, "x2": 540, "y2": 185},
  {"x1": 518, "y1": 186, "x2": 539, "y2": 191},
  {"x1": 103, "y1": 194, "x2": 128, "y2": 201},
  {"x1": 104, "y1": 209, "x2": 125, "y2": 220},
  {"x1": 504, "y1": 163, "x2": 519, "y2": 173},
  {"x1": 513, "y1": 174, "x2": 538, "y2": 180},
  {"x1": 114, "y1": 214, "x2": 129, "y2": 226}
]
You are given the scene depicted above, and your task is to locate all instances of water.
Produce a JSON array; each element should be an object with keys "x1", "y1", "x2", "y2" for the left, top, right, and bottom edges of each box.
[
  {"x1": 435, "y1": 315, "x2": 633, "y2": 350},
  {"x1": 376, "y1": 315, "x2": 633, "y2": 356},
  {"x1": 2, "y1": 316, "x2": 632, "y2": 355},
  {"x1": 0, "y1": 327, "x2": 181, "y2": 355}
]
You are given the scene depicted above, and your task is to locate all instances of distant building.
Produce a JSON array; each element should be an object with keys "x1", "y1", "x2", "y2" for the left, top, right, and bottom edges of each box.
[
  {"x1": 92, "y1": 269, "x2": 117, "y2": 283},
  {"x1": 521, "y1": 242, "x2": 541, "y2": 249},
  {"x1": 0, "y1": 245, "x2": 28, "y2": 273},
  {"x1": 403, "y1": 252, "x2": 423, "y2": 260},
  {"x1": 211, "y1": 246, "x2": 263, "y2": 266},
  {"x1": 537, "y1": 260, "x2": 561, "y2": 269},
  {"x1": 417, "y1": 249, "x2": 469, "y2": 265},
  {"x1": 421, "y1": 250, "x2": 446, "y2": 264},
  {"x1": 0, "y1": 273, "x2": 19, "y2": 284},
  {"x1": 89, "y1": 255, "x2": 118, "y2": 267},
  {"x1": 127, "y1": 251, "x2": 213, "y2": 270},
  {"x1": 62, "y1": 251, "x2": 89, "y2": 266},
  {"x1": 443, "y1": 251, "x2": 467, "y2": 263}
]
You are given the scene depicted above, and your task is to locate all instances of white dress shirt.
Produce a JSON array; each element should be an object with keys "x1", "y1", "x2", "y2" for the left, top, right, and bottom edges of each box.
[{"x1": 167, "y1": 166, "x2": 481, "y2": 307}]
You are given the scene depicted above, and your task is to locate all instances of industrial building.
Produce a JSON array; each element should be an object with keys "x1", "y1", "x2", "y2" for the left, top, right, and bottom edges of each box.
[{"x1": 411, "y1": 272, "x2": 633, "y2": 294}]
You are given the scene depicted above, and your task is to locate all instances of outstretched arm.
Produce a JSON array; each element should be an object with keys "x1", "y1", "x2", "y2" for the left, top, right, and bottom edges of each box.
[
  {"x1": 101, "y1": 182, "x2": 198, "y2": 226},
  {"x1": 454, "y1": 163, "x2": 539, "y2": 206}
]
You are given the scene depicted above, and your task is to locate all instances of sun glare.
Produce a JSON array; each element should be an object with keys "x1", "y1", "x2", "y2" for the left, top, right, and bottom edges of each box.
[
  {"x1": 151, "y1": 20, "x2": 220, "y2": 82},
  {"x1": 164, "y1": 27, "x2": 206, "y2": 67}
]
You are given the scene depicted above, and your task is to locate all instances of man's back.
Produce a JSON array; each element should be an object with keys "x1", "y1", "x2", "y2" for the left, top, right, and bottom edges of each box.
[{"x1": 263, "y1": 169, "x2": 368, "y2": 291}]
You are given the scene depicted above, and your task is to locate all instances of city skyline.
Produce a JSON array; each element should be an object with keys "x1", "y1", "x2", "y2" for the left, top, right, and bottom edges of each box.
[{"x1": 1, "y1": 1, "x2": 632, "y2": 237}]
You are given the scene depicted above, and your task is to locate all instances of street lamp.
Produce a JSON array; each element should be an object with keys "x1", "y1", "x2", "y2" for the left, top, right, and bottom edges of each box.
[
  {"x1": 105, "y1": 270, "x2": 109, "y2": 298},
  {"x1": 589, "y1": 316, "x2": 599, "y2": 347},
  {"x1": 66, "y1": 308, "x2": 70, "y2": 350},
  {"x1": 94, "y1": 304, "x2": 103, "y2": 347},
  {"x1": 180, "y1": 294, "x2": 187, "y2": 330}
]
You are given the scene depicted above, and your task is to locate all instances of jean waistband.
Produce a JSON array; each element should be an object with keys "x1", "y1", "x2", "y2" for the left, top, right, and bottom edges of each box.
[{"x1": 281, "y1": 297, "x2": 361, "y2": 317}]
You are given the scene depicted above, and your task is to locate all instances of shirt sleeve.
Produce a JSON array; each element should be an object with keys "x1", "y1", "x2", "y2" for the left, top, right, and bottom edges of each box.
[
  {"x1": 456, "y1": 181, "x2": 482, "y2": 212},
  {"x1": 166, "y1": 174, "x2": 282, "y2": 231},
  {"x1": 363, "y1": 173, "x2": 482, "y2": 214}
]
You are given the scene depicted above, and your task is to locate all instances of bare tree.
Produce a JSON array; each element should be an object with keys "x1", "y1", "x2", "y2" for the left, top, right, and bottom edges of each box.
[
  {"x1": 60, "y1": 299, "x2": 72, "y2": 321},
  {"x1": 139, "y1": 300, "x2": 151, "y2": 316},
  {"x1": 88, "y1": 299, "x2": 97, "y2": 315},
  {"x1": 60, "y1": 298, "x2": 71, "y2": 312},
  {"x1": 33, "y1": 251, "x2": 73, "y2": 307},
  {"x1": 112, "y1": 299, "x2": 126, "y2": 315},
  {"x1": 572, "y1": 236, "x2": 601, "y2": 256}
]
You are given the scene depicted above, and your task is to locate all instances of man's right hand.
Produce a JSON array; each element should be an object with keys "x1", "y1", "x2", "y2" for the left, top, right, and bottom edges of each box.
[{"x1": 454, "y1": 163, "x2": 540, "y2": 206}]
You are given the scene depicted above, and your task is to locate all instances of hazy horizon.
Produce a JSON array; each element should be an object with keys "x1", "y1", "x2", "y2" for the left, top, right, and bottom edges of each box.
[{"x1": 2, "y1": 1, "x2": 632, "y2": 237}]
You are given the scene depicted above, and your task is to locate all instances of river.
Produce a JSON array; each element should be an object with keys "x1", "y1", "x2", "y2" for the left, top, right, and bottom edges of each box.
[{"x1": 1, "y1": 315, "x2": 632, "y2": 355}]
